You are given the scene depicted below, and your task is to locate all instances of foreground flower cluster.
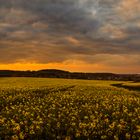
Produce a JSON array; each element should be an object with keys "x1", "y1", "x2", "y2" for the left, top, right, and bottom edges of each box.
[{"x1": 0, "y1": 80, "x2": 140, "y2": 140}]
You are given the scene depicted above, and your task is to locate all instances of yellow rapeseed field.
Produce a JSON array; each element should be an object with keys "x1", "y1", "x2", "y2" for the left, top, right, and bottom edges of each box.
[{"x1": 0, "y1": 78, "x2": 140, "y2": 139}]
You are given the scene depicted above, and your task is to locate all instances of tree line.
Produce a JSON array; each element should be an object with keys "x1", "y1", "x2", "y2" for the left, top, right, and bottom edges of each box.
[{"x1": 0, "y1": 69, "x2": 140, "y2": 81}]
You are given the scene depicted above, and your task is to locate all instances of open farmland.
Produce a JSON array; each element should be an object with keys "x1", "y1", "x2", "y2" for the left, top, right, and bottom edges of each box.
[{"x1": 0, "y1": 78, "x2": 140, "y2": 140}]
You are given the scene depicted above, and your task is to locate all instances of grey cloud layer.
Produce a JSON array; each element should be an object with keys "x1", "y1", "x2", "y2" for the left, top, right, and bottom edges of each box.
[{"x1": 0, "y1": 0, "x2": 140, "y2": 66}]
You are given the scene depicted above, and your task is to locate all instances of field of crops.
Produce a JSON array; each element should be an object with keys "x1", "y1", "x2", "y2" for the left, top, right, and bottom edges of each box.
[{"x1": 0, "y1": 78, "x2": 140, "y2": 140}]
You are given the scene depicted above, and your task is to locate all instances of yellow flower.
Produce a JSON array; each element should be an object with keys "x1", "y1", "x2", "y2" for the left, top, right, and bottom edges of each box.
[
  {"x1": 71, "y1": 122, "x2": 76, "y2": 126},
  {"x1": 0, "y1": 117, "x2": 5, "y2": 124},
  {"x1": 136, "y1": 125, "x2": 140, "y2": 132},
  {"x1": 125, "y1": 133, "x2": 130, "y2": 139},
  {"x1": 19, "y1": 132, "x2": 24, "y2": 139},
  {"x1": 109, "y1": 122, "x2": 115, "y2": 129},
  {"x1": 11, "y1": 119, "x2": 16, "y2": 124},
  {"x1": 36, "y1": 125, "x2": 40, "y2": 129},
  {"x1": 90, "y1": 122, "x2": 96, "y2": 128},
  {"x1": 76, "y1": 131, "x2": 81, "y2": 137},
  {"x1": 114, "y1": 135, "x2": 119, "y2": 140},
  {"x1": 30, "y1": 130, "x2": 35, "y2": 135},
  {"x1": 84, "y1": 116, "x2": 88, "y2": 119},
  {"x1": 11, "y1": 135, "x2": 19, "y2": 140},
  {"x1": 57, "y1": 122, "x2": 61, "y2": 128},
  {"x1": 65, "y1": 136, "x2": 71, "y2": 140},
  {"x1": 104, "y1": 118, "x2": 109, "y2": 123},
  {"x1": 101, "y1": 135, "x2": 107, "y2": 139},
  {"x1": 13, "y1": 124, "x2": 20, "y2": 132}
]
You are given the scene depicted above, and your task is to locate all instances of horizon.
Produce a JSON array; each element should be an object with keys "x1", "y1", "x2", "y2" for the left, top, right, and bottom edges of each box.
[
  {"x1": 0, "y1": 0, "x2": 140, "y2": 73},
  {"x1": 0, "y1": 68, "x2": 139, "y2": 75}
]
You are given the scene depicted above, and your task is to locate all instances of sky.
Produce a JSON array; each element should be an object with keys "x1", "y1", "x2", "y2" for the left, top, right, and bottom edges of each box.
[{"x1": 0, "y1": 0, "x2": 140, "y2": 73}]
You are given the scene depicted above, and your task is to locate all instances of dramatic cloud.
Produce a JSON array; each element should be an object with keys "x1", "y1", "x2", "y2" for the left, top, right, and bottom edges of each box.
[{"x1": 0, "y1": 0, "x2": 140, "y2": 73}]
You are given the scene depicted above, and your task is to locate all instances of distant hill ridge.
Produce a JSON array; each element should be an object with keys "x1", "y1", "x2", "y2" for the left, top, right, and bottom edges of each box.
[{"x1": 0, "y1": 69, "x2": 140, "y2": 81}]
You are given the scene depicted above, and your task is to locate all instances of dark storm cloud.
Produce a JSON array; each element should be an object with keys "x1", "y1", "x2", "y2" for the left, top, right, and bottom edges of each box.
[{"x1": 0, "y1": 0, "x2": 140, "y2": 67}]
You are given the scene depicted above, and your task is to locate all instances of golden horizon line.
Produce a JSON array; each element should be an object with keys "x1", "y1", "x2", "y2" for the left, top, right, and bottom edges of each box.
[{"x1": 0, "y1": 62, "x2": 140, "y2": 74}]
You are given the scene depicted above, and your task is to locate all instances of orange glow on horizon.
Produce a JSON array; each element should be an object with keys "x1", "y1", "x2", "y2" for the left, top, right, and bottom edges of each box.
[
  {"x1": 0, "y1": 62, "x2": 102, "y2": 72},
  {"x1": 0, "y1": 62, "x2": 140, "y2": 74}
]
